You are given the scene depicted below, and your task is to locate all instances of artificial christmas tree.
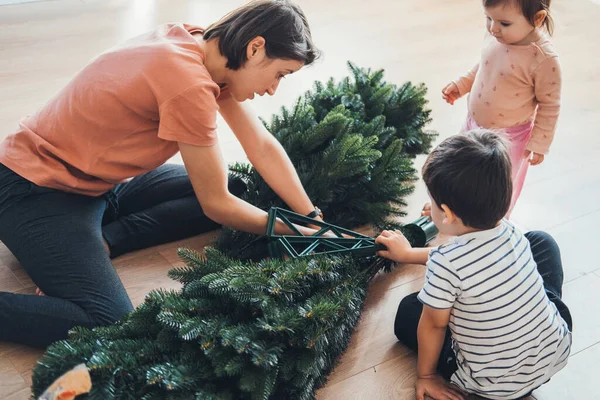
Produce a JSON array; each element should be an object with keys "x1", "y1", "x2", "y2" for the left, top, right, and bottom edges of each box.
[
  {"x1": 226, "y1": 63, "x2": 436, "y2": 231},
  {"x1": 32, "y1": 63, "x2": 437, "y2": 399}
]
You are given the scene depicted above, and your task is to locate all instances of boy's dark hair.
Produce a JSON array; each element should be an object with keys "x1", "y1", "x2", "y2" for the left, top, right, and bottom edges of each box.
[
  {"x1": 422, "y1": 130, "x2": 513, "y2": 230},
  {"x1": 203, "y1": 0, "x2": 320, "y2": 70},
  {"x1": 483, "y1": 0, "x2": 554, "y2": 35}
]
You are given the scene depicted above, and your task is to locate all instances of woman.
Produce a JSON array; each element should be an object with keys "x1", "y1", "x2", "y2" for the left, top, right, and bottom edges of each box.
[{"x1": 0, "y1": 0, "x2": 323, "y2": 348}]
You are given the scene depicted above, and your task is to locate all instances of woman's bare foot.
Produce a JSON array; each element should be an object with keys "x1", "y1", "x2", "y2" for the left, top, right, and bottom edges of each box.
[
  {"x1": 35, "y1": 238, "x2": 111, "y2": 296},
  {"x1": 421, "y1": 202, "x2": 432, "y2": 217}
]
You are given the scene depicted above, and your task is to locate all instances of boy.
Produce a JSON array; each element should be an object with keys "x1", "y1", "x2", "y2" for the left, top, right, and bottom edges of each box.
[{"x1": 376, "y1": 130, "x2": 572, "y2": 400}]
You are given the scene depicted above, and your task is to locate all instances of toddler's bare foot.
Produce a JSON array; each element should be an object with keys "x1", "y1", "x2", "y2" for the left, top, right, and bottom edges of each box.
[
  {"x1": 421, "y1": 202, "x2": 432, "y2": 217},
  {"x1": 35, "y1": 287, "x2": 45, "y2": 296}
]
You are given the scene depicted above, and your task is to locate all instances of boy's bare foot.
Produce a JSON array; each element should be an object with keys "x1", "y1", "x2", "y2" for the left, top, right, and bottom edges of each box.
[
  {"x1": 35, "y1": 238, "x2": 111, "y2": 296},
  {"x1": 421, "y1": 202, "x2": 432, "y2": 217}
]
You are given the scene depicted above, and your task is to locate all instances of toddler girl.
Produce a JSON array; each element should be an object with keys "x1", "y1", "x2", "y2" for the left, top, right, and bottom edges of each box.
[{"x1": 442, "y1": 0, "x2": 561, "y2": 215}]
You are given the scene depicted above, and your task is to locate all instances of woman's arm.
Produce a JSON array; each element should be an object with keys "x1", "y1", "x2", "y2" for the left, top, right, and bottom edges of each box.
[
  {"x1": 179, "y1": 141, "x2": 317, "y2": 236},
  {"x1": 217, "y1": 96, "x2": 320, "y2": 219}
]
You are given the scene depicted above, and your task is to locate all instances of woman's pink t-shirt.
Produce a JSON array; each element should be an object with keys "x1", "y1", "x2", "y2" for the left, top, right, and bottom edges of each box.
[{"x1": 0, "y1": 23, "x2": 225, "y2": 196}]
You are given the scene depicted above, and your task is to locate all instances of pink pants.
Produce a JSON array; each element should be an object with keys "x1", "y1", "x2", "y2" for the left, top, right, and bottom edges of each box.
[{"x1": 461, "y1": 115, "x2": 533, "y2": 217}]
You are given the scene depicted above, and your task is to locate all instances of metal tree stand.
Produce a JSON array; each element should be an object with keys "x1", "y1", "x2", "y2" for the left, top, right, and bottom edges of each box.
[{"x1": 265, "y1": 207, "x2": 438, "y2": 259}]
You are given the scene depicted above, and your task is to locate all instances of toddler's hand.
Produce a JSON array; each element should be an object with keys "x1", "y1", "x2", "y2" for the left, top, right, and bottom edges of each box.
[
  {"x1": 442, "y1": 82, "x2": 460, "y2": 105},
  {"x1": 523, "y1": 150, "x2": 545, "y2": 166},
  {"x1": 375, "y1": 229, "x2": 413, "y2": 263},
  {"x1": 421, "y1": 202, "x2": 432, "y2": 217}
]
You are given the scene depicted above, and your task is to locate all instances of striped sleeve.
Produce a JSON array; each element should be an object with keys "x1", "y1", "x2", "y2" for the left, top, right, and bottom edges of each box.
[{"x1": 418, "y1": 250, "x2": 462, "y2": 309}]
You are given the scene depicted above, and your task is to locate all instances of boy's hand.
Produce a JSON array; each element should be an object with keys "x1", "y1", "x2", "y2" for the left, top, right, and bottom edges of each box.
[
  {"x1": 523, "y1": 150, "x2": 544, "y2": 166},
  {"x1": 375, "y1": 229, "x2": 413, "y2": 263},
  {"x1": 442, "y1": 82, "x2": 460, "y2": 105},
  {"x1": 416, "y1": 374, "x2": 467, "y2": 400}
]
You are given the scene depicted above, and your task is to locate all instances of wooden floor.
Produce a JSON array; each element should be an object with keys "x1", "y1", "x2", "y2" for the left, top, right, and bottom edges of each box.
[{"x1": 1, "y1": 0, "x2": 598, "y2": 398}]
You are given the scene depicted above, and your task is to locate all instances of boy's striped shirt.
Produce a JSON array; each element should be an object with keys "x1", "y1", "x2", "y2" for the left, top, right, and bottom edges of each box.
[{"x1": 418, "y1": 220, "x2": 571, "y2": 399}]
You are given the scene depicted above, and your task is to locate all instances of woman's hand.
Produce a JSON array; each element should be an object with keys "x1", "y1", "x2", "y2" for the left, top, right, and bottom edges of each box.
[{"x1": 306, "y1": 215, "x2": 324, "y2": 231}]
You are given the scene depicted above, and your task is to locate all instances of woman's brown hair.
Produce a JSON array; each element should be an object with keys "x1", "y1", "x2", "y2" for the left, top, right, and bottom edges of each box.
[{"x1": 204, "y1": 0, "x2": 321, "y2": 70}]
